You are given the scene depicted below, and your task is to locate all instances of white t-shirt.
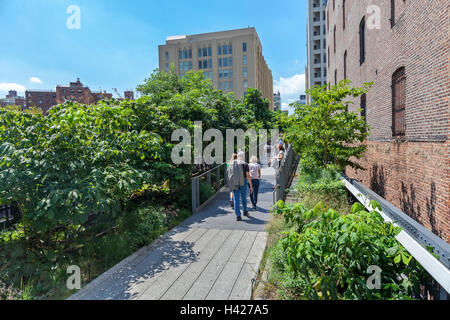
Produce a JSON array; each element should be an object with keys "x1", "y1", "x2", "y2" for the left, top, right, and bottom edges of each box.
[{"x1": 249, "y1": 163, "x2": 261, "y2": 179}]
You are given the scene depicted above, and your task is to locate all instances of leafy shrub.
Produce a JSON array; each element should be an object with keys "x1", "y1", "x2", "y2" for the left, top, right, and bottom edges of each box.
[
  {"x1": 0, "y1": 103, "x2": 166, "y2": 241},
  {"x1": 199, "y1": 181, "x2": 216, "y2": 204},
  {"x1": 287, "y1": 80, "x2": 371, "y2": 170},
  {"x1": 292, "y1": 163, "x2": 349, "y2": 212},
  {"x1": 273, "y1": 200, "x2": 429, "y2": 300}
]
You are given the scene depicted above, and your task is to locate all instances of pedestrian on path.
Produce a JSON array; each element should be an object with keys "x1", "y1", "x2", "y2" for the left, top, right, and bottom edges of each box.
[
  {"x1": 226, "y1": 151, "x2": 253, "y2": 221},
  {"x1": 226, "y1": 153, "x2": 238, "y2": 209},
  {"x1": 264, "y1": 142, "x2": 272, "y2": 167},
  {"x1": 273, "y1": 144, "x2": 285, "y2": 190},
  {"x1": 277, "y1": 144, "x2": 285, "y2": 167},
  {"x1": 249, "y1": 155, "x2": 261, "y2": 210}
]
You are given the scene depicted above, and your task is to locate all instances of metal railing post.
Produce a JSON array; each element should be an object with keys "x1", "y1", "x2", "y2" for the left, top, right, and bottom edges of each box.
[
  {"x1": 191, "y1": 178, "x2": 197, "y2": 214},
  {"x1": 216, "y1": 166, "x2": 220, "y2": 190},
  {"x1": 206, "y1": 171, "x2": 211, "y2": 186}
]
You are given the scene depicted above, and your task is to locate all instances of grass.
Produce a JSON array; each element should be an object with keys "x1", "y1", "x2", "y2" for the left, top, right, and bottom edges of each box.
[{"x1": 254, "y1": 213, "x2": 287, "y2": 299}]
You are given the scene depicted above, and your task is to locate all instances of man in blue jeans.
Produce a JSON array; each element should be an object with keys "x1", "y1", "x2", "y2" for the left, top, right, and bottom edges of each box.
[{"x1": 228, "y1": 151, "x2": 253, "y2": 221}]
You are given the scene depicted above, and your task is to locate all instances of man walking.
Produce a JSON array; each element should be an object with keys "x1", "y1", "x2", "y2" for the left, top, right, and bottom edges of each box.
[{"x1": 226, "y1": 151, "x2": 253, "y2": 221}]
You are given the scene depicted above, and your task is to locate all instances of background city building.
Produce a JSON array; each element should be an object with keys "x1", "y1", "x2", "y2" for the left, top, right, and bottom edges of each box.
[
  {"x1": 273, "y1": 90, "x2": 281, "y2": 110},
  {"x1": 298, "y1": 94, "x2": 306, "y2": 106},
  {"x1": 158, "y1": 27, "x2": 273, "y2": 107},
  {"x1": 327, "y1": 0, "x2": 449, "y2": 242},
  {"x1": 0, "y1": 90, "x2": 25, "y2": 107},
  {"x1": 25, "y1": 79, "x2": 131, "y2": 114},
  {"x1": 306, "y1": 0, "x2": 328, "y2": 103}
]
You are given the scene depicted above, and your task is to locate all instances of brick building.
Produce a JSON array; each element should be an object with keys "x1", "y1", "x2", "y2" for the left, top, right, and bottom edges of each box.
[
  {"x1": 0, "y1": 90, "x2": 25, "y2": 107},
  {"x1": 124, "y1": 91, "x2": 134, "y2": 100},
  {"x1": 26, "y1": 79, "x2": 127, "y2": 114},
  {"x1": 327, "y1": 0, "x2": 449, "y2": 242},
  {"x1": 25, "y1": 90, "x2": 57, "y2": 114}
]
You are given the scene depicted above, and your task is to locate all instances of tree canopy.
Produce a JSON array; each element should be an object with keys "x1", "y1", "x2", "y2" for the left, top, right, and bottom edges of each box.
[{"x1": 286, "y1": 80, "x2": 372, "y2": 170}]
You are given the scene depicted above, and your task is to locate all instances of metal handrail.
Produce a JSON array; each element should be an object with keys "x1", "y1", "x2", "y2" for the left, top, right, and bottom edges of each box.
[
  {"x1": 192, "y1": 163, "x2": 226, "y2": 178},
  {"x1": 342, "y1": 176, "x2": 450, "y2": 299},
  {"x1": 273, "y1": 144, "x2": 298, "y2": 204}
]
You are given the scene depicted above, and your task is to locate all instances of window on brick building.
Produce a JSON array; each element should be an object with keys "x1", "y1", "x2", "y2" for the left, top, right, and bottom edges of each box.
[
  {"x1": 333, "y1": 26, "x2": 336, "y2": 54},
  {"x1": 390, "y1": 0, "x2": 395, "y2": 27},
  {"x1": 343, "y1": 0, "x2": 346, "y2": 30},
  {"x1": 344, "y1": 50, "x2": 347, "y2": 79},
  {"x1": 392, "y1": 67, "x2": 406, "y2": 136},
  {"x1": 359, "y1": 17, "x2": 366, "y2": 65},
  {"x1": 327, "y1": 8, "x2": 329, "y2": 32},
  {"x1": 328, "y1": 46, "x2": 330, "y2": 68}
]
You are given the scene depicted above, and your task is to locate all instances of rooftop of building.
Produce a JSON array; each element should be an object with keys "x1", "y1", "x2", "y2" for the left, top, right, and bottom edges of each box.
[
  {"x1": 164, "y1": 27, "x2": 261, "y2": 46},
  {"x1": 25, "y1": 90, "x2": 56, "y2": 93}
]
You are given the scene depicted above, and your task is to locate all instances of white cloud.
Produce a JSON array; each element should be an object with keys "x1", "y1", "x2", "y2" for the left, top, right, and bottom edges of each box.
[
  {"x1": 274, "y1": 74, "x2": 306, "y2": 115},
  {"x1": 29, "y1": 77, "x2": 42, "y2": 84},
  {"x1": 274, "y1": 74, "x2": 305, "y2": 96},
  {"x1": 0, "y1": 83, "x2": 26, "y2": 95}
]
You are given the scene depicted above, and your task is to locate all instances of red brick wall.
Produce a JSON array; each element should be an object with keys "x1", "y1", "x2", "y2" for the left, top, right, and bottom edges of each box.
[
  {"x1": 327, "y1": 0, "x2": 449, "y2": 242},
  {"x1": 25, "y1": 91, "x2": 57, "y2": 114}
]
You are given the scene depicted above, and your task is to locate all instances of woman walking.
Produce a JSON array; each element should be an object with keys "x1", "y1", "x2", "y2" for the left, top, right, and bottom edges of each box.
[
  {"x1": 249, "y1": 155, "x2": 261, "y2": 210},
  {"x1": 273, "y1": 144, "x2": 285, "y2": 190},
  {"x1": 227, "y1": 153, "x2": 238, "y2": 209}
]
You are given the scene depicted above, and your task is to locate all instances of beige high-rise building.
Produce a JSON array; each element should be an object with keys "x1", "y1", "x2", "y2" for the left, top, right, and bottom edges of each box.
[{"x1": 158, "y1": 27, "x2": 273, "y2": 108}]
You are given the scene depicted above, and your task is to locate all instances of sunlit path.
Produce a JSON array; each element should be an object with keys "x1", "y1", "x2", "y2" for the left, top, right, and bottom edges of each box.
[{"x1": 68, "y1": 166, "x2": 275, "y2": 300}]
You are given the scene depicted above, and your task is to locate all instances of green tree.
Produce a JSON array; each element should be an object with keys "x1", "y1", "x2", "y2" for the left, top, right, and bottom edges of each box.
[
  {"x1": 240, "y1": 88, "x2": 273, "y2": 129},
  {"x1": 287, "y1": 80, "x2": 372, "y2": 170}
]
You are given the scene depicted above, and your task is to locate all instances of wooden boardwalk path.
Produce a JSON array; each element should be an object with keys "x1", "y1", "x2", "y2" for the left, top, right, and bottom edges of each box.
[{"x1": 68, "y1": 166, "x2": 275, "y2": 300}]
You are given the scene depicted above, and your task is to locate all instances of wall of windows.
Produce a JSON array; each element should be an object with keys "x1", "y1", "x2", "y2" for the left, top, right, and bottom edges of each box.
[
  {"x1": 219, "y1": 80, "x2": 233, "y2": 90},
  {"x1": 198, "y1": 46, "x2": 212, "y2": 58},
  {"x1": 198, "y1": 59, "x2": 212, "y2": 70},
  {"x1": 218, "y1": 44, "x2": 232, "y2": 56},
  {"x1": 203, "y1": 71, "x2": 213, "y2": 80},
  {"x1": 217, "y1": 42, "x2": 233, "y2": 90},
  {"x1": 218, "y1": 57, "x2": 233, "y2": 67},
  {"x1": 179, "y1": 48, "x2": 192, "y2": 59},
  {"x1": 178, "y1": 47, "x2": 193, "y2": 75}
]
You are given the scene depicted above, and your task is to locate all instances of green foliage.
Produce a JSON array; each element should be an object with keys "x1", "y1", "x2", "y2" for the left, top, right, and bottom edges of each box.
[
  {"x1": 0, "y1": 102, "x2": 165, "y2": 239},
  {"x1": 0, "y1": 67, "x2": 278, "y2": 299},
  {"x1": 295, "y1": 164, "x2": 346, "y2": 197},
  {"x1": 288, "y1": 163, "x2": 350, "y2": 213},
  {"x1": 273, "y1": 200, "x2": 429, "y2": 300},
  {"x1": 273, "y1": 109, "x2": 291, "y2": 133},
  {"x1": 241, "y1": 88, "x2": 274, "y2": 129},
  {"x1": 287, "y1": 80, "x2": 372, "y2": 170},
  {"x1": 199, "y1": 181, "x2": 216, "y2": 204}
]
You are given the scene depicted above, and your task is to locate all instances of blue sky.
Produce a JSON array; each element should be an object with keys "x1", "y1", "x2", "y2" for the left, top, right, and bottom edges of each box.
[{"x1": 0, "y1": 0, "x2": 307, "y2": 110}]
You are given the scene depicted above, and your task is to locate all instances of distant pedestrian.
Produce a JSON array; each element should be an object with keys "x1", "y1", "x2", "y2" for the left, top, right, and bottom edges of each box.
[
  {"x1": 226, "y1": 151, "x2": 253, "y2": 221},
  {"x1": 277, "y1": 144, "x2": 285, "y2": 168},
  {"x1": 273, "y1": 144, "x2": 285, "y2": 190},
  {"x1": 249, "y1": 155, "x2": 261, "y2": 210},
  {"x1": 226, "y1": 153, "x2": 238, "y2": 209},
  {"x1": 264, "y1": 142, "x2": 272, "y2": 167}
]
